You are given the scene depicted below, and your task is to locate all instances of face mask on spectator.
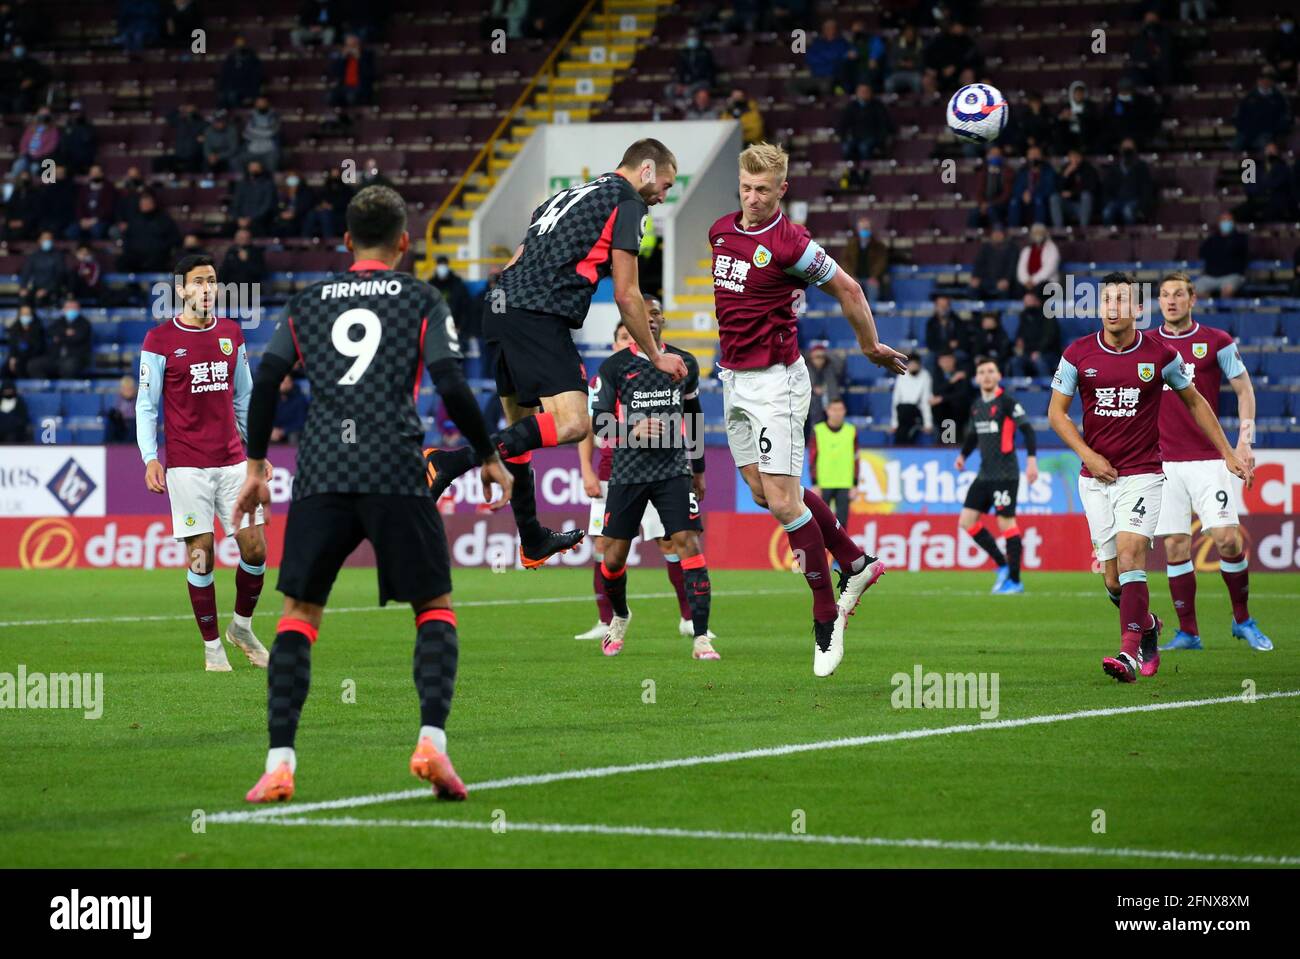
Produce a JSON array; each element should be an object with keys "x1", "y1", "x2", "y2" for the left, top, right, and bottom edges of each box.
[
  {"x1": 19, "y1": 313, "x2": 33, "y2": 326},
  {"x1": 858, "y1": 229, "x2": 871, "y2": 240},
  {"x1": 1283, "y1": 21, "x2": 1295, "y2": 34},
  {"x1": 64, "y1": 309, "x2": 79, "y2": 321},
  {"x1": 1219, "y1": 220, "x2": 1233, "y2": 235},
  {"x1": 685, "y1": 37, "x2": 698, "y2": 49},
  {"x1": 13, "y1": 46, "x2": 25, "y2": 58},
  {"x1": 40, "y1": 239, "x2": 53, "y2": 252},
  {"x1": 987, "y1": 156, "x2": 1002, "y2": 168},
  {"x1": 435, "y1": 264, "x2": 449, "y2": 279}
]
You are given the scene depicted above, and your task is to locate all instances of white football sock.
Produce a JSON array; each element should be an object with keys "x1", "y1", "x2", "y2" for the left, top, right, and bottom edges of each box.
[
  {"x1": 266, "y1": 746, "x2": 296, "y2": 773},
  {"x1": 419, "y1": 725, "x2": 447, "y2": 753},
  {"x1": 231, "y1": 612, "x2": 252, "y2": 631},
  {"x1": 203, "y1": 638, "x2": 221, "y2": 650}
]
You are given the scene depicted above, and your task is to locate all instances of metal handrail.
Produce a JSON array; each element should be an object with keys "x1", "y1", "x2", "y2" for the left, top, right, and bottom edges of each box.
[{"x1": 417, "y1": 0, "x2": 606, "y2": 278}]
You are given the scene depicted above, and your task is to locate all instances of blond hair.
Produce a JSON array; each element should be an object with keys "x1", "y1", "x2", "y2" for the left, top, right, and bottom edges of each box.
[
  {"x1": 1160, "y1": 270, "x2": 1195, "y2": 295},
  {"x1": 739, "y1": 141, "x2": 788, "y2": 182}
]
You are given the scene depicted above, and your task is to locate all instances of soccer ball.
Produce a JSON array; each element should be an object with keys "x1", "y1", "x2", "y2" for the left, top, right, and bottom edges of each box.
[{"x1": 946, "y1": 83, "x2": 1009, "y2": 144}]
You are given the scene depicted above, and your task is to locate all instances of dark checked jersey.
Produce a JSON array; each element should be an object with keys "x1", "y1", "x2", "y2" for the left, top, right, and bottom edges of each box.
[
  {"x1": 1149, "y1": 321, "x2": 1245, "y2": 462},
  {"x1": 963, "y1": 387, "x2": 1032, "y2": 482},
  {"x1": 591, "y1": 342, "x2": 701, "y2": 485},
  {"x1": 261, "y1": 264, "x2": 460, "y2": 499},
  {"x1": 497, "y1": 172, "x2": 648, "y2": 327},
  {"x1": 1053, "y1": 331, "x2": 1191, "y2": 477}
]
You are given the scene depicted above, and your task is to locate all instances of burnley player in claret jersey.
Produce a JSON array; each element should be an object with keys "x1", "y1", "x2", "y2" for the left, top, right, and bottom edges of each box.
[
  {"x1": 1048, "y1": 273, "x2": 1252, "y2": 683},
  {"x1": 1150, "y1": 272, "x2": 1271, "y2": 652},
  {"x1": 954, "y1": 356, "x2": 1038, "y2": 594},
  {"x1": 136, "y1": 254, "x2": 270, "y2": 673},
  {"x1": 711, "y1": 142, "x2": 907, "y2": 677}
]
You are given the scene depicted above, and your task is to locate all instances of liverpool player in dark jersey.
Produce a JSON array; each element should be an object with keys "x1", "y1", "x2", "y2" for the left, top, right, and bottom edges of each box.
[
  {"x1": 576, "y1": 298, "x2": 717, "y2": 643},
  {"x1": 590, "y1": 299, "x2": 717, "y2": 660},
  {"x1": 425, "y1": 139, "x2": 688, "y2": 569},
  {"x1": 232, "y1": 186, "x2": 511, "y2": 803},
  {"x1": 712, "y1": 142, "x2": 907, "y2": 677},
  {"x1": 1150, "y1": 272, "x2": 1271, "y2": 652},
  {"x1": 954, "y1": 356, "x2": 1038, "y2": 595},
  {"x1": 1049, "y1": 272, "x2": 1251, "y2": 683}
]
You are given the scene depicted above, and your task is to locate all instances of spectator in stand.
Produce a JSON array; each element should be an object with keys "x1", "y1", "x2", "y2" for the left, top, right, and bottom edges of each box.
[
  {"x1": 1009, "y1": 90, "x2": 1054, "y2": 155},
  {"x1": 675, "y1": 28, "x2": 716, "y2": 92},
  {"x1": 270, "y1": 374, "x2": 309, "y2": 443},
  {"x1": 180, "y1": 231, "x2": 211, "y2": 260},
  {"x1": 360, "y1": 157, "x2": 394, "y2": 189},
  {"x1": 1057, "y1": 148, "x2": 1100, "y2": 227},
  {"x1": 842, "y1": 19, "x2": 887, "y2": 91},
  {"x1": 1054, "y1": 80, "x2": 1099, "y2": 154},
  {"x1": 329, "y1": 33, "x2": 377, "y2": 109},
  {"x1": 60, "y1": 103, "x2": 98, "y2": 175},
  {"x1": 804, "y1": 19, "x2": 851, "y2": 96},
  {"x1": 159, "y1": 103, "x2": 206, "y2": 173},
  {"x1": 1101, "y1": 137, "x2": 1154, "y2": 225},
  {"x1": 968, "y1": 145, "x2": 1012, "y2": 229},
  {"x1": 10, "y1": 108, "x2": 59, "y2": 177},
  {"x1": 1011, "y1": 291, "x2": 1060, "y2": 378},
  {"x1": 106, "y1": 375, "x2": 137, "y2": 442},
  {"x1": 230, "y1": 160, "x2": 277, "y2": 236},
  {"x1": 1235, "y1": 141, "x2": 1297, "y2": 223},
  {"x1": 931, "y1": 350, "x2": 974, "y2": 442},
  {"x1": 1268, "y1": 14, "x2": 1298, "y2": 81},
  {"x1": 303, "y1": 167, "x2": 353, "y2": 238},
  {"x1": 726, "y1": 88, "x2": 764, "y2": 144},
  {"x1": 0, "y1": 378, "x2": 31, "y2": 443},
  {"x1": 1016, "y1": 222, "x2": 1060, "y2": 295},
  {"x1": 1, "y1": 170, "x2": 38, "y2": 241},
  {"x1": 1128, "y1": 10, "x2": 1176, "y2": 89},
  {"x1": 1196, "y1": 211, "x2": 1249, "y2": 299},
  {"x1": 111, "y1": 166, "x2": 147, "y2": 238},
  {"x1": 70, "y1": 243, "x2": 103, "y2": 303},
  {"x1": 885, "y1": 24, "x2": 923, "y2": 95},
  {"x1": 1234, "y1": 67, "x2": 1293, "y2": 153},
  {"x1": 684, "y1": 87, "x2": 720, "y2": 120},
  {"x1": 0, "y1": 40, "x2": 49, "y2": 115},
  {"x1": 28, "y1": 297, "x2": 91, "y2": 378},
  {"x1": 923, "y1": 19, "x2": 981, "y2": 94},
  {"x1": 842, "y1": 215, "x2": 890, "y2": 301},
  {"x1": 218, "y1": 35, "x2": 263, "y2": 108},
  {"x1": 891, "y1": 352, "x2": 933, "y2": 444},
  {"x1": 162, "y1": 0, "x2": 202, "y2": 49},
  {"x1": 967, "y1": 312, "x2": 1011, "y2": 369},
  {"x1": 805, "y1": 339, "x2": 846, "y2": 425},
  {"x1": 807, "y1": 396, "x2": 857, "y2": 526},
  {"x1": 838, "y1": 84, "x2": 893, "y2": 187},
  {"x1": 19, "y1": 230, "x2": 67, "y2": 307},
  {"x1": 1101, "y1": 75, "x2": 1160, "y2": 151},
  {"x1": 118, "y1": 0, "x2": 163, "y2": 52},
  {"x1": 431, "y1": 255, "x2": 474, "y2": 341},
  {"x1": 202, "y1": 109, "x2": 240, "y2": 175},
  {"x1": 221, "y1": 227, "x2": 267, "y2": 286},
  {"x1": 35, "y1": 163, "x2": 76, "y2": 237},
  {"x1": 275, "y1": 169, "x2": 314, "y2": 236},
  {"x1": 4, "y1": 304, "x2": 45, "y2": 377},
  {"x1": 969, "y1": 226, "x2": 1019, "y2": 299},
  {"x1": 118, "y1": 192, "x2": 180, "y2": 272},
  {"x1": 242, "y1": 96, "x2": 281, "y2": 172},
  {"x1": 925, "y1": 295, "x2": 969, "y2": 371},
  {"x1": 293, "y1": 0, "x2": 338, "y2": 48},
  {"x1": 1009, "y1": 146, "x2": 1062, "y2": 228}
]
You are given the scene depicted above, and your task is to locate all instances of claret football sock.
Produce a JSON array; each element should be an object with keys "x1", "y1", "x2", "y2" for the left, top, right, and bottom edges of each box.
[
  {"x1": 801, "y1": 487, "x2": 866, "y2": 571},
  {"x1": 187, "y1": 569, "x2": 220, "y2": 642},
  {"x1": 1166, "y1": 561, "x2": 1199, "y2": 635},
  {"x1": 1219, "y1": 553, "x2": 1251, "y2": 624},
  {"x1": 664, "y1": 554, "x2": 692, "y2": 619},
  {"x1": 1118, "y1": 570, "x2": 1150, "y2": 659},
  {"x1": 234, "y1": 559, "x2": 266, "y2": 620},
  {"x1": 593, "y1": 555, "x2": 614, "y2": 624},
  {"x1": 784, "y1": 509, "x2": 838, "y2": 623}
]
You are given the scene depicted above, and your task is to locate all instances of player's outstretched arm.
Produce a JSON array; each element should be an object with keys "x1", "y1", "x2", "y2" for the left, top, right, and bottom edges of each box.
[
  {"x1": 1228, "y1": 370, "x2": 1256, "y2": 471},
  {"x1": 1175, "y1": 385, "x2": 1252, "y2": 487},
  {"x1": 1047, "y1": 389, "x2": 1115, "y2": 483},
  {"x1": 610, "y1": 249, "x2": 685, "y2": 381},
  {"x1": 821, "y1": 269, "x2": 907, "y2": 374}
]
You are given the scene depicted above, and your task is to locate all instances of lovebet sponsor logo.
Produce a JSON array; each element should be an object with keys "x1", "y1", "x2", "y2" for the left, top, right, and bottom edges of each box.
[
  {"x1": 50, "y1": 890, "x2": 150, "y2": 939},
  {"x1": 890, "y1": 664, "x2": 1000, "y2": 720},
  {"x1": 0, "y1": 664, "x2": 103, "y2": 719}
]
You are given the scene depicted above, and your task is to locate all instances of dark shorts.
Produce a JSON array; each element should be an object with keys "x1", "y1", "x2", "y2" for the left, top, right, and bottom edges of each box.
[
  {"x1": 963, "y1": 477, "x2": 1018, "y2": 518},
  {"x1": 484, "y1": 305, "x2": 587, "y2": 407},
  {"x1": 604, "y1": 474, "x2": 702, "y2": 541},
  {"x1": 277, "y1": 493, "x2": 452, "y2": 607}
]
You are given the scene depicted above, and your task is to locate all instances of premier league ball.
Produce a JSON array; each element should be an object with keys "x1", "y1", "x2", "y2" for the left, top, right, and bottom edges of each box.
[{"x1": 946, "y1": 83, "x2": 1009, "y2": 144}]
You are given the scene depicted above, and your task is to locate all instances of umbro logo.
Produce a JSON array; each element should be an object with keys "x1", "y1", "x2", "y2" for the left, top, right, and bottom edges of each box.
[
  {"x1": 714, "y1": 237, "x2": 726, "y2": 245},
  {"x1": 173, "y1": 348, "x2": 187, "y2": 357},
  {"x1": 1083, "y1": 368, "x2": 1097, "y2": 377}
]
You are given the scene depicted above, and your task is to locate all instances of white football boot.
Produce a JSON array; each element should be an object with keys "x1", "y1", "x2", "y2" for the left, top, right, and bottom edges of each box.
[
  {"x1": 678, "y1": 617, "x2": 716, "y2": 640},
  {"x1": 225, "y1": 620, "x2": 269, "y2": 667}
]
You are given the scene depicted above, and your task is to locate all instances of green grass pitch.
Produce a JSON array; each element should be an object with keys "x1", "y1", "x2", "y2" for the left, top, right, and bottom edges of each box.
[{"x1": 2, "y1": 567, "x2": 1296, "y2": 868}]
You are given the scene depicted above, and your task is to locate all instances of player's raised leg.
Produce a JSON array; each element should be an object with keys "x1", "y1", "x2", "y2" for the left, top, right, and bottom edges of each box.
[
  {"x1": 959, "y1": 508, "x2": 1007, "y2": 591},
  {"x1": 409, "y1": 599, "x2": 467, "y2": 800}
]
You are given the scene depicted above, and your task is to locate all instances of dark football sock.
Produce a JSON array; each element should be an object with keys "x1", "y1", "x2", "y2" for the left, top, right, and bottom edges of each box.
[
  {"x1": 972, "y1": 528, "x2": 1007, "y2": 567},
  {"x1": 506, "y1": 458, "x2": 544, "y2": 545},
  {"x1": 1106, "y1": 586, "x2": 1122, "y2": 609},
  {"x1": 1004, "y1": 532, "x2": 1022, "y2": 583},
  {"x1": 600, "y1": 561, "x2": 628, "y2": 618},
  {"x1": 268, "y1": 621, "x2": 314, "y2": 749},
  {"x1": 413, "y1": 610, "x2": 459, "y2": 730},
  {"x1": 682, "y1": 555, "x2": 711, "y2": 637},
  {"x1": 494, "y1": 415, "x2": 544, "y2": 460}
]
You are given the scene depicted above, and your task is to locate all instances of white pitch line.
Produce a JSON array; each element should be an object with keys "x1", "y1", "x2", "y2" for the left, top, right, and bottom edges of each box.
[
  {"x1": 206, "y1": 688, "x2": 1300, "y2": 825},
  {"x1": 225, "y1": 815, "x2": 1300, "y2": 866},
  {"x1": 0, "y1": 587, "x2": 801, "y2": 629}
]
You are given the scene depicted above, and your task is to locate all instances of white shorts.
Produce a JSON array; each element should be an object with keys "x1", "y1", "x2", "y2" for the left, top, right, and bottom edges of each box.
[
  {"x1": 719, "y1": 357, "x2": 811, "y2": 476},
  {"x1": 1078, "y1": 472, "x2": 1164, "y2": 562},
  {"x1": 167, "y1": 462, "x2": 265, "y2": 540},
  {"x1": 1155, "y1": 459, "x2": 1241, "y2": 537},
  {"x1": 587, "y1": 480, "x2": 665, "y2": 540}
]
